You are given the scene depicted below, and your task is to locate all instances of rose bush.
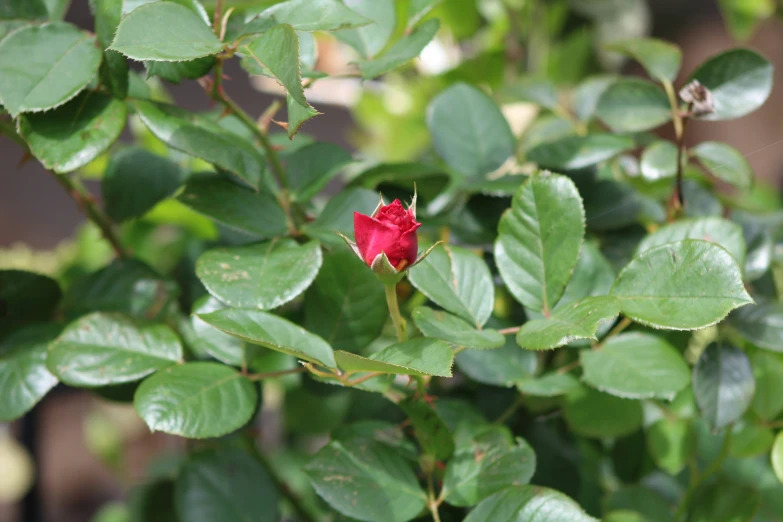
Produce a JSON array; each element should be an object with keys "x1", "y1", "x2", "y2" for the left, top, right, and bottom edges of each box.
[{"x1": 1, "y1": 1, "x2": 783, "y2": 522}]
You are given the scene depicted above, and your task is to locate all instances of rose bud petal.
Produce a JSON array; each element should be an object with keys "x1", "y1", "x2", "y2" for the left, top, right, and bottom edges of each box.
[{"x1": 354, "y1": 199, "x2": 421, "y2": 270}]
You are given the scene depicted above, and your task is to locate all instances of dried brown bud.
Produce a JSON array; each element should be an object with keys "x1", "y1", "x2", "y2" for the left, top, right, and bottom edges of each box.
[{"x1": 679, "y1": 80, "x2": 715, "y2": 116}]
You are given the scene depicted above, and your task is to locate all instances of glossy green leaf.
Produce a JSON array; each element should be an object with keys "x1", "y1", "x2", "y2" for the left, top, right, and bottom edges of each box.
[
  {"x1": 90, "y1": 0, "x2": 129, "y2": 98},
  {"x1": 304, "y1": 250, "x2": 387, "y2": 353},
  {"x1": 196, "y1": 239, "x2": 321, "y2": 310},
  {"x1": 412, "y1": 307, "x2": 504, "y2": 350},
  {"x1": 456, "y1": 338, "x2": 537, "y2": 386},
  {"x1": 301, "y1": 188, "x2": 379, "y2": 246},
  {"x1": 607, "y1": 38, "x2": 682, "y2": 82},
  {"x1": 611, "y1": 240, "x2": 752, "y2": 329},
  {"x1": 495, "y1": 173, "x2": 585, "y2": 314},
  {"x1": 692, "y1": 141, "x2": 753, "y2": 189},
  {"x1": 336, "y1": 0, "x2": 396, "y2": 58},
  {"x1": 408, "y1": 244, "x2": 494, "y2": 328},
  {"x1": 243, "y1": 0, "x2": 371, "y2": 35},
  {"x1": 646, "y1": 418, "x2": 696, "y2": 474},
  {"x1": 596, "y1": 79, "x2": 671, "y2": 132},
  {"x1": 687, "y1": 481, "x2": 759, "y2": 522},
  {"x1": 564, "y1": 385, "x2": 643, "y2": 438},
  {"x1": 526, "y1": 133, "x2": 634, "y2": 171},
  {"x1": 516, "y1": 372, "x2": 580, "y2": 397},
  {"x1": 0, "y1": 324, "x2": 60, "y2": 421},
  {"x1": 145, "y1": 56, "x2": 214, "y2": 84},
  {"x1": 750, "y1": 351, "x2": 783, "y2": 420},
  {"x1": 398, "y1": 398, "x2": 453, "y2": 460},
  {"x1": 636, "y1": 217, "x2": 746, "y2": 268},
  {"x1": 197, "y1": 307, "x2": 336, "y2": 368},
  {"x1": 103, "y1": 147, "x2": 185, "y2": 222},
  {"x1": 690, "y1": 48, "x2": 773, "y2": 121},
  {"x1": 442, "y1": 440, "x2": 536, "y2": 507},
  {"x1": 47, "y1": 312, "x2": 182, "y2": 386},
  {"x1": 131, "y1": 100, "x2": 265, "y2": 189},
  {"x1": 427, "y1": 82, "x2": 515, "y2": 178},
  {"x1": 581, "y1": 332, "x2": 690, "y2": 400},
  {"x1": 464, "y1": 485, "x2": 598, "y2": 522},
  {"x1": 334, "y1": 338, "x2": 453, "y2": 377},
  {"x1": 730, "y1": 300, "x2": 783, "y2": 352},
  {"x1": 134, "y1": 362, "x2": 257, "y2": 438},
  {"x1": 286, "y1": 142, "x2": 352, "y2": 202},
  {"x1": 176, "y1": 447, "x2": 279, "y2": 522},
  {"x1": 693, "y1": 342, "x2": 755, "y2": 429},
  {"x1": 357, "y1": 19, "x2": 439, "y2": 79},
  {"x1": 0, "y1": 22, "x2": 101, "y2": 116},
  {"x1": 0, "y1": 270, "x2": 61, "y2": 325},
  {"x1": 517, "y1": 296, "x2": 619, "y2": 351},
  {"x1": 640, "y1": 140, "x2": 677, "y2": 181},
  {"x1": 304, "y1": 437, "x2": 427, "y2": 522},
  {"x1": 177, "y1": 175, "x2": 287, "y2": 238},
  {"x1": 110, "y1": 2, "x2": 222, "y2": 61},
  {"x1": 772, "y1": 432, "x2": 783, "y2": 484},
  {"x1": 188, "y1": 296, "x2": 246, "y2": 367}
]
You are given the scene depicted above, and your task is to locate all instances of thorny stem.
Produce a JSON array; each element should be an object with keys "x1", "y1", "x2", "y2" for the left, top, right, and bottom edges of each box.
[
  {"x1": 664, "y1": 79, "x2": 692, "y2": 215},
  {"x1": 385, "y1": 283, "x2": 408, "y2": 343},
  {"x1": 212, "y1": 0, "x2": 223, "y2": 37}
]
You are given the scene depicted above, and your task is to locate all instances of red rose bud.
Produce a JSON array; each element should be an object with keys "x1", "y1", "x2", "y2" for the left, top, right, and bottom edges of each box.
[{"x1": 354, "y1": 198, "x2": 421, "y2": 270}]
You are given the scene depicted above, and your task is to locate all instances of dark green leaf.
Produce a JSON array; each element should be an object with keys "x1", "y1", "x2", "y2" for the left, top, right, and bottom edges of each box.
[
  {"x1": 729, "y1": 301, "x2": 783, "y2": 352},
  {"x1": 412, "y1": 307, "x2": 504, "y2": 350},
  {"x1": 196, "y1": 239, "x2": 322, "y2": 310},
  {"x1": 596, "y1": 79, "x2": 671, "y2": 133},
  {"x1": 636, "y1": 217, "x2": 746, "y2": 268},
  {"x1": 0, "y1": 22, "x2": 101, "y2": 116},
  {"x1": 336, "y1": 0, "x2": 396, "y2": 58},
  {"x1": 145, "y1": 56, "x2": 214, "y2": 84},
  {"x1": 0, "y1": 0, "x2": 48, "y2": 19},
  {"x1": 640, "y1": 140, "x2": 677, "y2": 181},
  {"x1": 517, "y1": 296, "x2": 619, "y2": 350},
  {"x1": 526, "y1": 133, "x2": 634, "y2": 171},
  {"x1": 285, "y1": 142, "x2": 352, "y2": 202},
  {"x1": 646, "y1": 418, "x2": 696, "y2": 474},
  {"x1": 693, "y1": 342, "x2": 755, "y2": 429},
  {"x1": 47, "y1": 312, "x2": 182, "y2": 386},
  {"x1": 301, "y1": 188, "x2": 378, "y2": 246},
  {"x1": 557, "y1": 241, "x2": 616, "y2": 309},
  {"x1": 750, "y1": 351, "x2": 783, "y2": 420},
  {"x1": 456, "y1": 337, "x2": 537, "y2": 386},
  {"x1": 357, "y1": 19, "x2": 439, "y2": 79},
  {"x1": 687, "y1": 481, "x2": 759, "y2": 522},
  {"x1": 398, "y1": 398, "x2": 453, "y2": 460},
  {"x1": 692, "y1": 141, "x2": 753, "y2": 189},
  {"x1": 90, "y1": 0, "x2": 129, "y2": 98},
  {"x1": 564, "y1": 385, "x2": 643, "y2": 438},
  {"x1": 242, "y1": 0, "x2": 371, "y2": 34},
  {"x1": 334, "y1": 338, "x2": 453, "y2": 377},
  {"x1": 607, "y1": 38, "x2": 682, "y2": 82},
  {"x1": 463, "y1": 485, "x2": 598, "y2": 522},
  {"x1": 0, "y1": 270, "x2": 61, "y2": 325},
  {"x1": 516, "y1": 372, "x2": 579, "y2": 397}
]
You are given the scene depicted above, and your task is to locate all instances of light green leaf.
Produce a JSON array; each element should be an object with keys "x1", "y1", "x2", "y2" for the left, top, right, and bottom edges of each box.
[
  {"x1": 517, "y1": 296, "x2": 619, "y2": 351},
  {"x1": 109, "y1": 2, "x2": 222, "y2": 61},
  {"x1": 0, "y1": 270, "x2": 61, "y2": 325},
  {"x1": 412, "y1": 307, "x2": 504, "y2": 350},
  {"x1": 334, "y1": 338, "x2": 453, "y2": 377},
  {"x1": 464, "y1": 485, "x2": 598, "y2": 522},
  {"x1": 196, "y1": 239, "x2": 322, "y2": 310},
  {"x1": 197, "y1": 307, "x2": 336, "y2": 368},
  {"x1": 91, "y1": 0, "x2": 129, "y2": 98},
  {"x1": 610, "y1": 240, "x2": 752, "y2": 330},
  {"x1": 690, "y1": 48, "x2": 773, "y2": 121},
  {"x1": 103, "y1": 147, "x2": 185, "y2": 222},
  {"x1": 526, "y1": 133, "x2": 634, "y2": 171},
  {"x1": 607, "y1": 38, "x2": 682, "y2": 82},
  {"x1": 456, "y1": 338, "x2": 537, "y2": 387},
  {"x1": 47, "y1": 312, "x2": 182, "y2": 386},
  {"x1": 188, "y1": 296, "x2": 246, "y2": 367},
  {"x1": 596, "y1": 79, "x2": 672, "y2": 133},
  {"x1": 285, "y1": 92, "x2": 320, "y2": 138},
  {"x1": 516, "y1": 372, "x2": 580, "y2": 397},
  {"x1": 0, "y1": 324, "x2": 60, "y2": 421},
  {"x1": 286, "y1": 142, "x2": 352, "y2": 202},
  {"x1": 573, "y1": 75, "x2": 616, "y2": 121},
  {"x1": 427, "y1": 82, "x2": 515, "y2": 178},
  {"x1": 505, "y1": 77, "x2": 558, "y2": 109},
  {"x1": 357, "y1": 19, "x2": 439, "y2": 79},
  {"x1": 581, "y1": 332, "x2": 690, "y2": 400},
  {"x1": 408, "y1": 244, "x2": 494, "y2": 328},
  {"x1": 729, "y1": 420, "x2": 774, "y2": 458},
  {"x1": 692, "y1": 141, "x2": 754, "y2": 189},
  {"x1": 495, "y1": 173, "x2": 585, "y2": 314},
  {"x1": 304, "y1": 437, "x2": 427, "y2": 522},
  {"x1": 636, "y1": 217, "x2": 746, "y2": 268},
  {"x1": 134, "y1": 362, "x2": 258, "y2": 438},
  {"x1": 0, "y1": 22, "x2": 101, "y2": 116},
  {"x1": 773, "y1": 432, "x2": 783, "y2": 484},
  {"x1": 242, "y1": 0, "x2": 372, "y2": 34},
  {"x1": 177, "y1": 175, "x2": 287, "y2": 238},
  {"x1": 131, "y1": 100, "x2": 265, "y2": 189},
  {"x1": 640, "y1": 140, "x2": 677, "y2": 181},
  {"x1": 408, "y1": 0, "x2": 442, "y2": 27},
  {"x1": 750, "y1": 351, "x2": 783, "y2": 420},
  {"x1": 564, "y1": 385, "x2": 643, "y2": 438},
  {"x1": 647, "y1": 418, "x2": 697, "y2": 475},
  {"x1": 336, "y1": 0, "x2": 396, "y2": 58},
  {"x1": 693, "y1": 342, "x2": 755, "y2": 429}
]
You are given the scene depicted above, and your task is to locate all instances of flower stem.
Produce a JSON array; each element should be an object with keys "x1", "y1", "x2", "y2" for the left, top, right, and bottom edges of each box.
[
  {"x1": 385, "y1": 283, "x2": 408, "y2": 342},
  {"x1": 675, "y1": 426, "x2": 733, "y2": 521},
  {"x1": 427, "y1": 473, "x2": 442, "y2": 522},
  {"x1": 246, "y1": 366, "x2": 307, "y2": 381}
]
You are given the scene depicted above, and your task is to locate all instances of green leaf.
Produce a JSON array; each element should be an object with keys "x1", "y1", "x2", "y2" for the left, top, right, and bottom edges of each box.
[
  {"x1": 188, "y1": 296, "x2": 246, "y2": 367},
  {"x1": 607, "y1": 38, "x2": 682, "y2": 82},
  {"x1": 242, "y1": 0, "x2": 372, "y2": 34},
  {"x1": 103, "y1": 147, "x2": 185, "y2": 222},
  {"x1": 692, "y1": 141, "x2": 754, "y2": 189},
  {"x1": 301, "y1": 188, "x2": 379, "y2": 246},
  {"x1": 464, "y1": 485, "x2": 598, "y2": 522},
  {"x1": 731, "y1": 301, "x2": 783, "y2": 352},
  {"x1": 581, "y1": 332, "x2": 690, "y2": 400},
  {"x1": 304, "y1": 437, "x2": 427, "y2": 522},
  {"x1": 304, "y1": 250, "x2": 387, "y2": 353},
  {"x1": 286, "y1": 142, "x2": 352, "y2": 202},
  {"x1": 47, "y1": 312, "x2": 183, "y2": 386},
  {"x1": 240, "y1": 25, "x2": 311, "y2": 110},
  {"x1": 730, "y1": 420, "x2": 774, "y2": 458},
  {"x1": 636, "y1": 217, "x2": 746, "y2": 268},
  {"x1": 408, "y1": 0, "x2": 442, "y2": 27},
  {"x1": 516, "y1": 372, "x2": 579, "y2": 397},
  {"x1": 408, "y1": 244, "x2": 494, "y2": 328},
  {"x1": 557, "y1": 241, "x2": 616, "y2": 309},
  {"x1": 0, "y1": 0, "x2": 48, "y2": 19},
  {"x1": 131, "y1": 100, "x2": 265, "y2": 189},
  {"x1": 693, "y1": 342, "x2": 755, "y2": 429},
  {"x1": 145, "y1": 56, "x2": 214, "y2": 84},
  {"x1": 427, "y1": 82, "x2": 515, "y2": 178},
  {"x1": 495, "y1": 173, "x2": 585, "y2": 314},
  {"x1": 640, "y1": 140, "x2": 677, "y2": 181},
  {"x1": 750, "y1": 351, "x2": 783, "y2": 420},
  {"x1": 334, "y1": 338, "x2": 453, "y2": 377},
  {"x1": 336, "y1": 0, "x2": 396, "y2": 58},
  {"x1": 442, "y1": 439, "x2": 536, "y2": 507},
  {"x1": 773, "y1": 432, "x2": 783, "y2": 484},
  {"x1": 687, "y1": 481, "x2": 759, "y2": 522},
  {"x1": 196, "y1": 239, "x2": 322, "y2": 310},
  {"x1": 564, "y1": 385, "x2": 643, "y2": 438},
  {"x1": 398, "y1": 398, "x2": 453, "y2": 460},
  {"x1": 526, "y1": 133, "x2": 634, "y2": 171},
  {"x1": 504, "y1": 77, "x2": 558, "y2": 109},
  {"x1": 134, "y1": 362, "x2": 258, "y2": 438},
  {"x1": 177, "y1": 175, "x2": 288, "y2": 238},
  {"x1": 357, "y1": 18, "x2": 439, "y2": 79},
  {"x1": 456, "y1": 337, "x2": 537, "y2": 386},
  {"x1": 690, "y1": 48, "x2": 773, "y2": 121},
  {"x1": 0, "y1": 324, "x2": 60, "y2": 421},
  {"x1": 573, "y1": 75, "x2": 616, "y2": 121},
  {"x1": 109, "y1": 2, "x2": 222, "y2": 61},
  {"x1": 90, "y1": 0, "x2": 129, "y2": 98},
  {"x1": 285, "y1": 92, "x2": 320, "y2": 138},
  {"x1": 197, "y1": 307, "x2": 336, "y2": 368},
  {"x1": 517, "y1": 296, "x2": 619, "y2": 351},
  {"x1": 605, "y1": 487, "x2": 675, "y2": 522},
  {"x1": 175, "y1": 447, "x2": 280, "y2": 522},
  {"x1": 610, "y1": 240, "x2": 752, "y2": 330},
  {"x1": 0, "y1": 270, "x2": 61, "y2": 325},
  {"x1": 596, "y1": 79, "x2": 672, "y2": 133},
  {"x1": 646, "y1": 418, "x2": 697, "y2": 475},
  {"x1": 412, "y1": 307, "x2": 504, "y2": 350},
  {"x1": 0, "y1": 22, "x2": 102, "y2": 116}
]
